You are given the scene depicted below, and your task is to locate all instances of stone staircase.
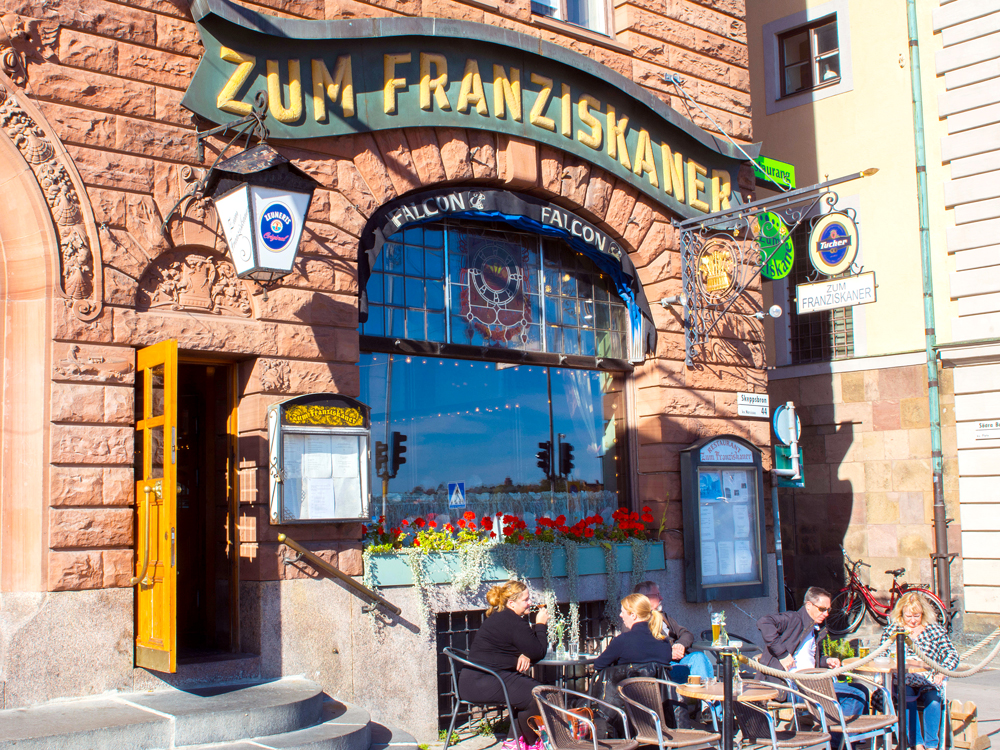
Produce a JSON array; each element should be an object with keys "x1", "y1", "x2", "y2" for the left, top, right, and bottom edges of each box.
[{"x1": 0, "y1": 677, "x2": 416, "y2": 750}]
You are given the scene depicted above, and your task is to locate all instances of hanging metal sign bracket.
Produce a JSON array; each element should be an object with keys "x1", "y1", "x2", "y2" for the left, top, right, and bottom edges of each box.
[{"x1": 672, "y1": 168, "x2": 878, "y2": 367}]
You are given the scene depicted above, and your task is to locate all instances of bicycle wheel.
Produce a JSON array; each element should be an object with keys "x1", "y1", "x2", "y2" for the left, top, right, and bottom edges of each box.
[{"x1": 828, "y1": 589, "x2": 866, "y2": 635}]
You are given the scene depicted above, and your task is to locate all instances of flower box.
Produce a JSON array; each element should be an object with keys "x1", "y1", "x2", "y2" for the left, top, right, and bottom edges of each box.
[{"x1": 366, "y1": 541, "x2": 666, "y2": 588}]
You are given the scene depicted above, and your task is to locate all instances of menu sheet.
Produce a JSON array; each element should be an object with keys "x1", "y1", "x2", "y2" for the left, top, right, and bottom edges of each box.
[
  {"x1": 697, "y1": 467, "x2": 759, "y2": 586},
  {"x1": 283, "y1": 432, "x2": 363, "y2": 520}
]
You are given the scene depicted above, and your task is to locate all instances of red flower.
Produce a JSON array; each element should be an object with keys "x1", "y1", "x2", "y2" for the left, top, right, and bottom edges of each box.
[
  {"x1": 467, "y1": 521, "x2": 477, "y2": 530},
  {"x1": 458, "y1": 519, "x2": 467, "y2": 529},
  {"x1": 518, "y1": 534, "x2": 524, "y2": 541},
  {"x1": 413, "y1": 538, "x2": 421, "y2": 547},
  {"x1": 641, "y1": 512, "x2": 654, "y2": 523},
  {"x1": 378, "y1": 515, "x2": 385, "y2": 523},
  {"x1": 414, "y1": 517, "x2": 426, "y2": 528},
  {"x1": 464, "y1": 510, "x2": 476, "y2": 520},
  {"x1": 361, "y1": 525, "x2": 368, "y2": 535},
  {"x1": 429, "y1": 520, "x2": 438, "y2": 529},
  {"x1": 481, "y1": 517, "x2": 493, "y2": 531},
  {"x1": 630, "y1": 511, "x2": 640, "y2": 521},
  {"x1": 401, "y1": 519, "x2": 409, "y2": 527},
  {"x1": 560, "y1": 525, "x2": 569, "y2": 534},
  {"x1": 594, "y1": 515, "x2": 603, "y2": 524},
  {"x1": 391, "y1": 528, "x2": 400, "y2": 535},
  {"x1": 642, "y1": 506, "x2": 652, "y2": 514},
  {"x1": 490, "y1": 531, "x2": 497, "y2": 539},
  {"x1": 556, "y1": 515, "x2": 566, "y2": 526},
  {"x1": 584, "y1": 528, "x2": 594, "y2": 538},
  {"x1": 444, "y1": 523, "x2": 455, "y2": 532}
]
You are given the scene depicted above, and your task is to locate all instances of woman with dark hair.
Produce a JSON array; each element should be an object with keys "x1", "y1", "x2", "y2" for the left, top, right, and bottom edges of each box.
[
  {"x1": 459, "y1": 580, "x2": 550, "y2": 750},
  {"x1": 880, "y1": 592, "x2": 958, "y2": 750}
]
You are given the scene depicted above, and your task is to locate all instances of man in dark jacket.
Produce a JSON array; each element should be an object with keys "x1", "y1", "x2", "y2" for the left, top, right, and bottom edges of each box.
[{"x1": 758, "y1": 586, "x2": 868, "y2": 718}]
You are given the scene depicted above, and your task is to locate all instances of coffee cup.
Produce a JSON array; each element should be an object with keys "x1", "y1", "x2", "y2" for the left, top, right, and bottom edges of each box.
[{"x1": 687, "y1": 675, "x2": 702, "y2": 685}]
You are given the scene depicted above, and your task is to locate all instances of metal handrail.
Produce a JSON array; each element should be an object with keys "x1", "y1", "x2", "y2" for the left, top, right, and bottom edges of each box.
[
  {"x1": 277, "y1": 533, "x2": 401, "y2": 615},
  {"x1": 130, "y1": 484, "x2": 155, "y2": 587}
]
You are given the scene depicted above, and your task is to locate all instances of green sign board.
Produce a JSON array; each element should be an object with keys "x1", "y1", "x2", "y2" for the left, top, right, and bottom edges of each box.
[
  {"x1": 753, "y1": 156, "x2": 796, "y2": 190},
  {"x1": 184, "y1": 0, "x2": 756, "y2": 219},
  {"x1": 753, "y1": 211, "x2": 794, "y2": 280},
  {"x1": 775, "y1": 445, "x2": 805, "y2": 488}
]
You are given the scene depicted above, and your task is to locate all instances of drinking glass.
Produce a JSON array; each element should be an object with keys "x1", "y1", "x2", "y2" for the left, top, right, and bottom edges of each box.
[{"x1": 569, "y1": 641, "x2": 579, "y2": 659}]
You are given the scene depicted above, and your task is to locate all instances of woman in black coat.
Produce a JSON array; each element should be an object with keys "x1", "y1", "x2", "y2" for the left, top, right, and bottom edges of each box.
[
  {"x1": 594, "y1": 593, "x2": 673, "y2": 670},
  {"x1": 459, "y1": 580, "x2": 550, "y2": 750}
]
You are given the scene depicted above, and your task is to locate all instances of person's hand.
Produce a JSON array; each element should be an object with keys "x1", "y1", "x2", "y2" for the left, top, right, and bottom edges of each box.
[
  {"x1": 933, "y1": 673, "x2": 945, "y2": 686},
  {"x1": 826, "y1": 657, "x2": 842, "y2": 668},
  {"x1": 780, "y1": 655, "x2": 796, "y2": 671},
  {"x1": 517, "y1": 654, "x2": 531, "y2": 673},
  {"x1": 536, "y1": 605, "x2": 550, "y2": 625},
  {"x1": 672, "y1": 644, "x2": 685, "y2": 661}
]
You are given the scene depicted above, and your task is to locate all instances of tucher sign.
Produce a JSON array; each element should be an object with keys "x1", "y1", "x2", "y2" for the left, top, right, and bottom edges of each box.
[{"x1": 183, "y1": 0, "x2": 754, "y2": 218}]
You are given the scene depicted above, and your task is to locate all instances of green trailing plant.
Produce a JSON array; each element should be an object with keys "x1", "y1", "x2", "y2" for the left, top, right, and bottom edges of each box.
[
  {"x1": 822, "y1": 636, "x2": 856, "y2": 660},
  {"x1": 602, "y1": 542, "x2": 620, "y2": 625},
  {"x1": 563, "y1": 539, "x2": 580, "y2": 649},
  {"x1": 629, "y1": 536, "x2": 651, "y2": 594}
]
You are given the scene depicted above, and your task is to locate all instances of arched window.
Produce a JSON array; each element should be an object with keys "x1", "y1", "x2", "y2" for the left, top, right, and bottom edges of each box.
[{"x1": 359, "y1": 203, "x2": 641, "y2": 531}]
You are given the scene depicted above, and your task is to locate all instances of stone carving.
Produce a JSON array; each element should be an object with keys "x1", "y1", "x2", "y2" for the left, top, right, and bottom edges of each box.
[
  {"x1": 259, "y1": 359, "x2": 291, "y2": 393},
  {"x1": 54, "y1": 345, "x2": 135, "y2": 383},
  {"x1": 0, "y1": 83, "x2": 102, "y2": 320},
  {"x1": 137, "y1": 250, "x2": 252, "y2": 317},
  {"x1": 0, "y1": 14, "x2": 58, "y2": 87}
]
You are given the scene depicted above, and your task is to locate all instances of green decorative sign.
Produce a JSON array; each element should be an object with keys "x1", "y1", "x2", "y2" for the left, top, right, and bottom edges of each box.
[
  {"x1": 753, "y1": 156, "x2": 796, "y2": 190},
  {"x1": 183, "y1": 0, "x2": 755, "y2": 218},
  {"x1": 753, "y1": 211, "x2": 794, "y2": 280}
]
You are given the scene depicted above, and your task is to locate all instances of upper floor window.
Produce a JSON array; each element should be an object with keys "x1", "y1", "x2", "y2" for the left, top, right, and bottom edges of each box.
[
  {"x1": 531, "y1": 0, "x2": 609, "y2": 35},
  {"x1": 360, "y1": 220, "x2": 630, "y2": 360},
  {"x1": 779, "y1": 17, "x2": 840, "y2": 97}
]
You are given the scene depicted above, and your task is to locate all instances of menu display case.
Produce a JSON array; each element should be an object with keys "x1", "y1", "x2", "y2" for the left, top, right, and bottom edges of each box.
[
  {"x1": 268, "y1": 393, "x2": 371, "y2": 523},
  {"x1": 680, "y1": 435, "x2": 768, "y2": 602}
]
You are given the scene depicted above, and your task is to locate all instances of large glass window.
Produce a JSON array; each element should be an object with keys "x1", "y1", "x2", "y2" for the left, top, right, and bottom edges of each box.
[
  {"x1": 779, "y1": 16, "x2": 840, "y2": 97},
  {"x1": 360, "y1": 353, "x2": 625, "y2": 529},
  {"x1": 531, "y1": 0, "x2": 609, "y2": 35},
  {"x1": 361, "y1": 221, "x2": 629, "y2": 359}
]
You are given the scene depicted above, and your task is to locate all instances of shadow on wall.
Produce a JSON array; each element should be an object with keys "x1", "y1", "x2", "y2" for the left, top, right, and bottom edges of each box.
[{"x1": 775, "y1": 379, "x2": 856, "y2": 603}]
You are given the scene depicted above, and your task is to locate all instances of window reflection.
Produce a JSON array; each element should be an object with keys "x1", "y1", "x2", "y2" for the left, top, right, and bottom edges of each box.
[{"x1": 360, "y1": 353, "x2": 624, "y2": 529}]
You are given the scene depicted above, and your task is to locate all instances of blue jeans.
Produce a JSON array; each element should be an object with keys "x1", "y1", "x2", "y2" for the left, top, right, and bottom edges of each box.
[
  {"x1": 667, "y1": 651, "x2": 715, "y2": 682},
  {"x1": 834, "y1": 681, "x2": 869, "y2": 720},
  {"x1": 906, "y1": 684, "x2": 943, "y2": 749}
]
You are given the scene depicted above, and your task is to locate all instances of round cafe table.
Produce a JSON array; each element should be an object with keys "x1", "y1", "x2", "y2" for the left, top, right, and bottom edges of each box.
[
  {"x1": 534, "y1": 652, "x2": 598, "y2": 689},
  {"x1": 843, "y1": 656, "x2": 928, "y2": 674},
  {"x1": 676, "y1": 682, "x2": 779, "y2": 704}
]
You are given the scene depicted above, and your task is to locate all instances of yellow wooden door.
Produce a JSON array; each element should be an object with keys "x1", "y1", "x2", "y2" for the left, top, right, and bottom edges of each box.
[{"x1": 134, "y1": 340, "x2": 178, "y2": 673}]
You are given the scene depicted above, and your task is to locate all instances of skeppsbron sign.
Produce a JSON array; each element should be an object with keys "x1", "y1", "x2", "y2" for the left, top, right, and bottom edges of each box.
[{"x1": 183, "y1": 0, "x2": 755, "y2": 218}]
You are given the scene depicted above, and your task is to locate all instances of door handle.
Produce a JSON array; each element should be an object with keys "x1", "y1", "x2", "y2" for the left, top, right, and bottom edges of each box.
[{"x1": 130, "y1": 484, "x2": 154, "y2": 587}]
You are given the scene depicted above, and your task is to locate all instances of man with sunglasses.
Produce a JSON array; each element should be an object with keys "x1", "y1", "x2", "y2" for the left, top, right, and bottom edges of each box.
[{"x1": 758, "y1": 586, "x2": 869, "y2": 719}]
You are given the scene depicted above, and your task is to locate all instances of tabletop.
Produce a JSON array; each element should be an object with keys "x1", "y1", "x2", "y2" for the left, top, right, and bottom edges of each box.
[
  {"x1": 843, "y1": 657, "x2": 927, "y2": 674},
  {"x1": 536, "y1": 653, "x2": 599, "y2": 667},
  {"x1": 676, "y1": 683, "x2": 779, "y2": 703},
  {"x1": 691, "y1": 640, "x2": 759, "y2": 654}
]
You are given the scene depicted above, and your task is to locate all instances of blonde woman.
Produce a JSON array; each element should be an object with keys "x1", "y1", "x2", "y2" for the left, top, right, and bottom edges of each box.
[
  {"x1": 594, "y1": 593, "x2": 674, "y2": 670},
  {"x1": 880, "y1": 592, "x2": 958, "y2": 750},
  {"x1": 459, "y1": 580, "x2": 550, "y2": 750}
]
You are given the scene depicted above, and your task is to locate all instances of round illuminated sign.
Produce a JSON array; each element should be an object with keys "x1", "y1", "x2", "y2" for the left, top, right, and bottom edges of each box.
[
  {"x1": 808, "y1": 212, "x2": 859, "y2": 275},
  {"x1": 752, "y1": 211, "x2": 794, "y2": 280},
  {"x1": 259, "y1": 202, "x2": 294, "y2": 252}
]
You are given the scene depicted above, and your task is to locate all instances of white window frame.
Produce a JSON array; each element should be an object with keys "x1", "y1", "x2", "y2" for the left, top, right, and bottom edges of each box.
[
  {"x1": 763, "y1": 0, "x2": 854, "y2": 115},
  {"x1": 530, "y1": 0, "x2": 612, "y2": 37}
]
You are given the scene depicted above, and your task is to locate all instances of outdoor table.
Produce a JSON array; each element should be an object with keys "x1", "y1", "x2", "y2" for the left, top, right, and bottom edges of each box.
[
  {"x1": 691, "y1": 639, "x2": 758, "y2": 654},
  {"x1": 676, "y1": 682, "x2": 780, "y2": 703},
  {"x1": 534, "y1": 652, "x2": 598, "y2": 690},
  {"x1": 697, "y1": 644, "x2": 742, "y2": 750},
  {"x1": 842, "y1": 656, "x2": 928, "y2": 674}
]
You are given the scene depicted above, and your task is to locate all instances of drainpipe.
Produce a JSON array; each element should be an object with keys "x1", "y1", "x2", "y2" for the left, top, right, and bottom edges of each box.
[{"x1": 906, "y1": 0, "x2": 951, "y2": 612}]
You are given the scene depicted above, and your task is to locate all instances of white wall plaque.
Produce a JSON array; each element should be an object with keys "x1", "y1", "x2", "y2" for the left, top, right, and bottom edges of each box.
[
  {"x1": 737, "y1": 392, "x2": 770, "y2": 418},
  {"x1": 796, "y1": 271, "x2": 876, "y2": 314}
]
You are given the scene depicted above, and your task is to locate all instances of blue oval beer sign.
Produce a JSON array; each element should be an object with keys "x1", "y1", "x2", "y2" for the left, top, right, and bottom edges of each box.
[
  {"x1": 260, "y1": 203, "x2": 294, "y2": 252},
  {"x1": 808, "y1": 212, "x2": 859, "y2": 275}
]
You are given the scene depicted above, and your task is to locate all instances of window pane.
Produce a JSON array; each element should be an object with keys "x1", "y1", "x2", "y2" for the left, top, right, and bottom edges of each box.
[
  {"x1": 814, "y1": 21, "x2": 838, "y2": 54},
  {"x1": 427, "y1": 282, "x2": 445, "y2": 312},
  {"x1": 563, "y1": 327, "x2": 580, "y2": 355},
  {"x1": 424, "y1": 228, "x2": 444, "y2": 248},
  {"x1": 567, "y1": 0, "x2": 607, "y2": 35},
  {"x1": 367, "y1": 272, "x2": 384, "y2": 304},
  {"x1": 386, "y1": 274, "x2": 404, "y2": 306},
  {"x1": 784, "y1": 62, "x2": 810, "y2": 95},
  {"x1": 405, "y1": 247, "x2": 424, "y2": 277},
  {"x1": 580, "y1": 328, "x2": 596, "y2": 357},
  {"x1": 426, "y1": 248, "x2": 444, "y2": 279},
  {"x1": 406, "y1": 309, "x2": 426, "y2": 340},
  {"x1": 562, "y1": 298, "x2": 579, "y2": 327},
  {"x1": 595, "y1": 302, "x2": 610, "y2": 330},
  {"x1": 819, "y1": 54, "x2": 840, "y2": 83},
  {"x1": 388, "y1": 307, "x2": 406, "y2": 338},
  {"x1": 531, "y1": 0, "x2": 560, "y2": 19},
  {"x1": 383, "y1": 243, "x2": 403, "y2": 272},
  {"x1": 406, "y1": 277, "x2": 425, "y2": 309},
  {"x1": 546, "y1": 325, "x2": 561, "y2": 352},
  {"x1": 427, "y1": 313, "x2": 445, "y2": 343},
  {"x1": 364, "y1": 307, "x2": 385, "y2": 337},
  {"x1": 782, "y1": 31, "x2": 809, "y2": 65}
]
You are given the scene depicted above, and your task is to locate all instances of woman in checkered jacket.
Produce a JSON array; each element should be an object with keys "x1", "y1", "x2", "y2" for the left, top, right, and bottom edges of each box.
[{"x1": 880, "y1": 592, "x2": 958, "y2": 750}]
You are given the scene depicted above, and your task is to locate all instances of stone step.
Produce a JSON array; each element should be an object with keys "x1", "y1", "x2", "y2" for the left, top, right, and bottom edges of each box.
[{"x1": 0, "y1": 677, "x2": 324, "y2": 750}]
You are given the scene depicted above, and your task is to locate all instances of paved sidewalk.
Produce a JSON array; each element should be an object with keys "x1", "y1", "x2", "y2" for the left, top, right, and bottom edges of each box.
[{"x1": 948, "y1": 666, "x2": 999, "y2": 749}]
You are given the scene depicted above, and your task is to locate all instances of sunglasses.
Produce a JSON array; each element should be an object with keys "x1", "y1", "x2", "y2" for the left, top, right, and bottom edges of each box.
[{"x1": 809, "y1": 603, "x2": 831, "y2": 613}]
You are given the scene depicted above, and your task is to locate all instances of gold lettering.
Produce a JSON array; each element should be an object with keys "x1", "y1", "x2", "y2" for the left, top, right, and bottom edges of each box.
[
  {"x1": 660, "y1": 143, "x2": 685, "y2": 203},
  {"x1": 561, "y1": 83, "x2": 572, "y2": 138},
  {"x1": 632, "y1": 129, "x2": 658, "y2": 188},
  {"x1": 267, "y1": 59, "x2": 302, "y2": 123},
  {"x1": 493, "y1": 64, "x2": 522, "y2": 121},
  {"x1": 528, "y1": 73, "x2": 555, "y2": 132},
  {"x1": 383, "y1": 53, "x2": 411, "y2": 114},
  {"x1": 577, "y1": 95, "x2": 602, "y2": 150},
  {"x1": 711, "y1": 169, "x2": 732, "y2": 212},
  {"x1": 687, "y1": 159, "x2": 710, "y2": 212},
  {"x1": 457, "y1": 59, "x2": 488, "y2": 115},
  {"x1": 312, "y1": 56, "x2": 355, "y2": 120},
  {"x1": 606, "y1": 104, "x2": 630, "y2": 170},
  {"x1": 419, "y1": 53, "x2": 451, "y2": 111},
  {"x1": 217, "y1": 47, "x2": 256, "y2": 116}
]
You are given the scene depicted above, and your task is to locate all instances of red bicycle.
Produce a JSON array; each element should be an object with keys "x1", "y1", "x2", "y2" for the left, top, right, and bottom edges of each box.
[{"x1": 826, "y1": 546, "x2": 950, "y2": 635}]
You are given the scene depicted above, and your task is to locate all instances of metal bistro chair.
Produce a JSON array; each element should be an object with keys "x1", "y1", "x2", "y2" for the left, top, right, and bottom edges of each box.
[
  {"x1": 442, "y1": 647, "x2": 517, "y2": 750},
  {"x1": 793, "y1": 669, "x2": 897, "y2": 750},
  {"x1": 532, "y1": 685, "x2": 639, "y2": 750},
  {"x1": 618, "y1": 677, "x2": 722, "y2": 750},
  {"x1": 734, "y1": 680, "x2": 834, "y2": 750}
]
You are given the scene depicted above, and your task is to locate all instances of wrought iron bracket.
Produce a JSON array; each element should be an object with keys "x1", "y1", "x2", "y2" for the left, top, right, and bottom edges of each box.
[
  {"x1": 159, "y1": 90, "x2": 270, "y2": 238},
  {"x1": 675, "y1": 169, "x2": 877, "y2": 367}
]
